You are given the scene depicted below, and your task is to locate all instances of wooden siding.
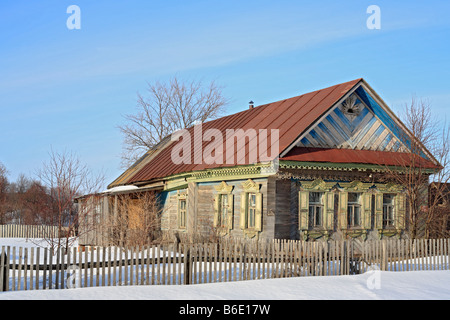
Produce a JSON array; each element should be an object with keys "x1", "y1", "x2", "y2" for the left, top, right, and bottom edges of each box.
[{"x1": 159, "y1": 179, "x2": 271, "y2": 240}]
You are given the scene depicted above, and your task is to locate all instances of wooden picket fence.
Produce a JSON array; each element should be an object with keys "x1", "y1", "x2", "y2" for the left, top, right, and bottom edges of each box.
[
  {"x1": 0, "y1": 238, "x2": 449, "y2": 292},
  {"x1": 0, "y1": 225, "x2": 68, "y2": 238}
]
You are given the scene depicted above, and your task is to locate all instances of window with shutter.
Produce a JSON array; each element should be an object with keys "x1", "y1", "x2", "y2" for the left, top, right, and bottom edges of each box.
[
  {"x1": 308, "y1": 192, "x2": 323, "y2": 228},
  {"x1": 347, "y1": 192, "x2": 361, "y2": 227},
  {"x1": 383, "y1": 194, "x2": 395, "y2": 228},
  {"x1": 240, "y1": 179, "x2": 263, "y2": 238},
  {"x1": 213, "y1": 181, "x2": 234, "y2": 235},
  {"x1": 178, "y1": 198, "x2": 187, "y2": 229}
]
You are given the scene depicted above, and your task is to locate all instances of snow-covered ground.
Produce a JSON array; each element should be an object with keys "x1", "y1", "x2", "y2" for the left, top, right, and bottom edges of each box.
[
  {"x1": 0, "y1": 238, "x2": 449, "y2": 300},
  {"x1": 0, "y1": 270, "x2": 448, "y2": 300}
]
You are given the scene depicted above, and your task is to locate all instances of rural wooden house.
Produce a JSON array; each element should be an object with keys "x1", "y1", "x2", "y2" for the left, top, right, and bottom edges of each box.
[{"x1": 79, "y1": 78, "x2": 441, "y2": 246}]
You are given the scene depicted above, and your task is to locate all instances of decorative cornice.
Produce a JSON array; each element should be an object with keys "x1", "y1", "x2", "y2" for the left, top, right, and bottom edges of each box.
[
  {"x1": 242, "y1": 179, "x2": 260, "y2": 193},
  {"x1": 339, "y1": 180, "x2": 373, "y2": 192},
  {"x1": 300, "y1": 178, "x2": 336, "y2": 192},
  {"x1": 280, "y1": 160, "x2": 381, "y2": 172},
  {"x1": 214, "y1": 181, "x2": 234, "y2": 194},
  {"x1": 374, "y1": 182, "x2": 404, "y2": 193},
  {"x1": 279, "y1": 160, "x2": 436, "y2": 174}
]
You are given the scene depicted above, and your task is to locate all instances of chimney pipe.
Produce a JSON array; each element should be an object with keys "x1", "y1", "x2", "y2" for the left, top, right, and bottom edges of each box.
[{"x1": 249, "y1": 100, "x2": 254, "y2": 109}]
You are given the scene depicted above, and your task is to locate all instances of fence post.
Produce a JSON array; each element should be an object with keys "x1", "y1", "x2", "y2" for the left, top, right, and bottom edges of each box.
[
  {"x1": 0, "y1": 248, "x2": 7, "y2": 292},
  {"x1": 183, "y1": 246, "x2": 190, "y2": 285}
]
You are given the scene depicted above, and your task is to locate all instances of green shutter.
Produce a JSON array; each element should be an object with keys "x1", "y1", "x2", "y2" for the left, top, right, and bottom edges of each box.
[
  {"x1": 396, "y1": 193, "x2": 406, "y2": 229},
  {"x1": 240, "y1": 193, "x2": 247, "y2": 229},
  {"x1": 227, "y1": 194, "x2": 234, "y2": 230},
  {"x1": 374, "y1": 193, "x2": 383, "y2": 230},
  {"x1": 298, "y1": 191, "x2": 309, "y2": 230},
  {"x1": 213, "y1": 194, "x2": 220, "y2": 227},
  {"x1": 339, "y1": 192, "x2": 348, "y2": 230},
  {"x1": 362, "y1": 193, "x2": 372, "y2": 229},
  {"x1": 254, "y1": 193, "x2": 263, "y2": 231},
  {"x1": 325, "y1": 191, "x2": 334, "y2": 230}
]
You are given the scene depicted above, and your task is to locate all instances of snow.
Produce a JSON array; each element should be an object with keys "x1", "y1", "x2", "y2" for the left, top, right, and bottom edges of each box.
[
  {"x1": 102, "y1": 185, "x2": 139, "y2": 193},
  {"x1": 0, "y1": 238, "x2": 449, "y2": 300},
  {"x1": 0, "y1": 270, "x2": 448, "y2": 300}
]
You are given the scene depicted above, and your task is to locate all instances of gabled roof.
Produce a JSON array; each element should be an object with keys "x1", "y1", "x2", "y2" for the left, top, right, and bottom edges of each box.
[{"x1": 109, "y1": 78, "x2": 440, "y2": 187}]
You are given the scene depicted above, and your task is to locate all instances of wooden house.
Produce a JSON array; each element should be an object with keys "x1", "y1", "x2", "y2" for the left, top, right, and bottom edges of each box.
[{"x1": 78, "y1": 78, "x2": 441, "y2": 246}]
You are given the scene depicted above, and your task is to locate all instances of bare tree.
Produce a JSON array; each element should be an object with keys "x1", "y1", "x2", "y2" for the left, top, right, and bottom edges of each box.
[
  {"x1": 36, "y1": 149, "x2": 105, "y2": 252},
  {"x1": 0, "y1": 162, "x2": 9, "y2": 224},
  {"x1": 103, "y1": 191, "x2": 162, "y2": 247},
  {"x1": 382, "y1": 97, "x2": 450, "y2": 238},
  {"x1": 118, "y1": 76, "x2": 229, "y2": 168}
]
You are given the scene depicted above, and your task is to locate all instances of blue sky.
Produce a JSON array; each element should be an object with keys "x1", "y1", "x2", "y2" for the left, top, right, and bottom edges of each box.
[{"x1": 0, "y1": 0, "x2": 449, "y2": 187}]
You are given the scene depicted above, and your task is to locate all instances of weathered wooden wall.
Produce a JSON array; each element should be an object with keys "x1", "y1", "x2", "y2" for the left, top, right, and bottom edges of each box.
[{"x1": 159, "y1": 178, "x2": 272, "y2": 240}]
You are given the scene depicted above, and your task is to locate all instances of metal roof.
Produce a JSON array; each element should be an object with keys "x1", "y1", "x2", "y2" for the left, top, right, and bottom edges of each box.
[{"x1": 124, "y1": 78, "x2": 362, "y2": 184}]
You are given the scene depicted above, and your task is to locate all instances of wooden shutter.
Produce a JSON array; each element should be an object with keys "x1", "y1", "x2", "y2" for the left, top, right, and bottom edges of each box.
[
  {"x1": 213, "y1": 194, "x2": 220, "y2": 227},
  {"x1": 325, "y1": 191, "x2": 334, "y2": 230},
  {"x1": 227, "y1": 194, "x2": 234, "y2": 230},
  {"x1": 254, "y1": 193, "x2": 263, "y2": 231},
  {"x1": 298, "y1": 191, "x2": 309, "y2": 230},
  {"x1": 339, "y1": 192, "x2": 348, "y2": 230},
  {"x1": 395, "y1": 193, "x2": 406, "y2": 229},
  {"x1": 362, "y1": 192, "x2": 372, "y2": 229},
  {"x1": 240, "y1": 193, "x2": 247, "y2": 229},
  {"x1": 374, "y1": 193, "x2": 383, "y2": 229}
]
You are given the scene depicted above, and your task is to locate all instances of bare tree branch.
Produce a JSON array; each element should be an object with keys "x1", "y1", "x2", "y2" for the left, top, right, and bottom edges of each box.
[
  {"x1": 36, "y1": 149, "x2": 105, "y2": 252},
  {"x1": 118, "y1": 76, "x2": 229, "y2": 168}
]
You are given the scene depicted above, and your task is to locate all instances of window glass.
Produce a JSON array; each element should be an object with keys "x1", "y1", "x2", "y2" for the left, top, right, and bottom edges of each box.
[
  {"x1": 247, "y1": 193, "x2": 256, "y2": 228},
  {"x1": 308, "y1": 192, "x2": 323, "y2": 228},
  {"x1": 383, "y1": 194, "x2": 394, "y2": 228},
  {"x1": 179, "y1": 199, "x2": 186, "y2": 228},
  {"x1": 220, "y1": 195, "x2": 228, "y2": 228},
  {"x1": 347, "y1": 193, "x2": 361, "y2": 227}
]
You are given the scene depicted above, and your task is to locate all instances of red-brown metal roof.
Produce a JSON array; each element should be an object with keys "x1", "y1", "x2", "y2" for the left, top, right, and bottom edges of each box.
[
  {"x1": 280, "y1": 147, "x2": 440, "y2": 169},
  {"x1": 124, "y1": 79, "x2": 365, "y2": 184}
]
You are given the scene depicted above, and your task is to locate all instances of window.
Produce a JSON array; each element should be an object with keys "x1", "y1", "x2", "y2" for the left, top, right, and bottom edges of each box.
[
  {"x1": 219, "y1": 194, "x2": 229, "y2": 228},
  {"x1": 240, "y1": 179, "x2": 262, "y2": 237},
  {"x1": 179, "y1": 199, "x2": 187, "y2": 229},
  {"x1": 247, "y1": 193, "x2": 257, "y2": 229},
  {"x1": 308, "y1": 192, "x2": 323, "y2": 228},
  {"x1": 347, "y1": 193, "x2": 361, "y2": 227},
  {"x1": 213, "y1": 181, "x2": 234, "y2": 234},
  {"x1": 383, "y1": 194, "x2": 395, "y2": 228}
]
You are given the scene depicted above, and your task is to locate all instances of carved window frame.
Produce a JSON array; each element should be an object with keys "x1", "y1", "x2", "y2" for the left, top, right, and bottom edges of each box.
[
  {"x1": 213, "y1": 181, "x2": 234, "y2": 235},
  {"x1": 177, "y1": 192, "x2": 187, "y2": 230},
  {"x1": 240, "y1": 179, "x2": 263, "y2": 238}
]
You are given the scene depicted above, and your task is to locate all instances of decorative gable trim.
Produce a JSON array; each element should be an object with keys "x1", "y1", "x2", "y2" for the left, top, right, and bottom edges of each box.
[
  {"x1": 214, "y1": 181, "x2": 234, "y2": 194},
  {"x1": 295, "y1": 90, "x2": 408, "y2": 153},
  {"x1": 242, "y1": 179, "x2": 260, "y2": 193}
]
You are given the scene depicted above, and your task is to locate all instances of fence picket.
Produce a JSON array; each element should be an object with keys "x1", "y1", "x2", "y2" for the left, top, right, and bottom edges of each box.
[{"x1": 1, "y1": 238, "x2": 450, "y2": 292}]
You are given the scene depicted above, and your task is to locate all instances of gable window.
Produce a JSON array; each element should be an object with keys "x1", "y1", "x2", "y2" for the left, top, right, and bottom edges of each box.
[
  {"x1": 347, "y1": 193, "x2": 361, "y2": 227},
  {"x1": 383, "y1": 194, "x2": 395, "y2": 228},
  {"x1": 308, "y1": 192, "x2": 323, "y2": 228},
  {"x1": 179, "y1": 198, "x2": 187, "y2": 229}
]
